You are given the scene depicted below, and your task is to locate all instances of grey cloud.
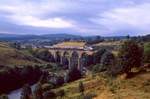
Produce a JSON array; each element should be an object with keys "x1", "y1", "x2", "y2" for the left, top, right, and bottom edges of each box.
[{"x1": 0, "y1": 0, "x2": 150, "y2": 36}]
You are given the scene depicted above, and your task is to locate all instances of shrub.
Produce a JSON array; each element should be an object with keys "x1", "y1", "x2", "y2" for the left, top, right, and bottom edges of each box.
[
  {"x1": 64, "y1": 72, "x2": 69, "y2": 83},
  {"x1": 20, "y1": 84, "x2": 32, "y2": 99},
  {"x1": 84, "y1": 93, "x2": 97, "y2": 99},
  {"x1": 0, "y1": 66, "x2": 42, "y2": 94},
  {"x1": 33, "y1": 83, "x2": 43, "y2": 99},
  {"x1": 57, "y1": 89, "x2": 65, "y2": 98},
  {"x1": 54, "y1": 76, "x2": 64, "y2": 86},
  {"x1": 39, "y1": 74, "x2": 48, "y2": 84},
  {"x1": 92, "y1": 64, "x2": 103, "y2": 73},
  {"x1": 93, "y1": 49, "x2": 107, "y2": 64},
  {"x1": 0, "y1": 94, "x2": 9, "y2": 99},
  {"x1": 32, "y1": 49, "x2": 54, "y2": 62},
  {"x1": 67, "y1": 68, "x2": 82, "y2": 82},
  {"x1": 116, "y1": 40, "x2": 143, "y2": 74},
  {"x1": 42, "y1": 83, "x2": 54, "y2": 92},
  {"x1": 78, "y1": 81, "x2": 84, "y2": 94},
  {"x1": 100, "y1": 51, "x2": 115, "y2": 72},
  {"x1": 144, "y1": 42, "x2": 150, "y2": 63},
  {"x1": 43, "y1": 90, "x2": 56, "y2": 99}
]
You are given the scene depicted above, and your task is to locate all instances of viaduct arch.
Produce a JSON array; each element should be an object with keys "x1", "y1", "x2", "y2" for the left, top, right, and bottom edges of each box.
[{"x1": 48, "y1": 48, "x2": 93, "y2": 71}]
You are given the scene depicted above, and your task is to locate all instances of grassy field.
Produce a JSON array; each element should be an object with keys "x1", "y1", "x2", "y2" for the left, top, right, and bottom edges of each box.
[
  {"x1": 52, "y1": 67, "x2": 150, "y2": 99},
  {"x1": 0, "y1": 42, "x2": 44, "y2": 66},
  {"x1": 53, "y1": 41, "x2": 86, "y2": 47},
  {"x1": 94, "y1": 41, "x2": 122, "y2": 46}
]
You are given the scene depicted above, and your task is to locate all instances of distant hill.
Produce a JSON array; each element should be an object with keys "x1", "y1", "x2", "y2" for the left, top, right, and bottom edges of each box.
[
  {"x1": 140, "y1": 34, "x2": 150, "y2": 42},
  {"x1": 0, "y1": 42, "x2": 43, "y2": 66},
  {"x1": 131, "y1": 34, "x2": 150, "y2": 42},
  {"x1": 0, "y1": 33, "x2": 82, "y2": 41},
  {"x1": 0, "y1": 33, "x2": 129, "y2": 42}
]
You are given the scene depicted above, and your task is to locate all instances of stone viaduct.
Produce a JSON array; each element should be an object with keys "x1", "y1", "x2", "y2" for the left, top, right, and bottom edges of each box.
[{"x1": 48, "y1": 47, "x2": 93, "y2": 71}]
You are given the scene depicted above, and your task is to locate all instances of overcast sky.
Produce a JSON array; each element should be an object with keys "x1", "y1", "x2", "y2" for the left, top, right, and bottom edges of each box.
[{"x1": 0, "y1": 0, "x2": 150, "y2": 36}]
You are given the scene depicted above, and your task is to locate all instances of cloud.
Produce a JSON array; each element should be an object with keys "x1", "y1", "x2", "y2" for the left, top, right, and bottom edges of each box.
[
  {"x1": 7, "y1": 15, "x2": 74, "y2": 28},
  {"x1": 0, "y1": 0, "x2": 150, "y2": 36},
  {"x1": 90, "y1": 3, "x2": 150, "y2": 35},
  {"x1": 0, "y1": 0, "x2": 76, "y2": 28}
]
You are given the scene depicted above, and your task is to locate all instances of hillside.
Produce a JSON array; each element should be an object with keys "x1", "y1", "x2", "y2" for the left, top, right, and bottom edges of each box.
[
  {"x1": 0, "y1": 42, "x2": 43, "y2": 66},
  {"x1": 0, "y1": 33, "x2": 82, "y2": 41},
  {"x1": 52, "y1": 67, "x2": 150, "y2": 99}
]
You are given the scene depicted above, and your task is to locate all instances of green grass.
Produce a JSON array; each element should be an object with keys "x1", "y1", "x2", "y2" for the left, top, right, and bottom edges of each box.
[
  {"x1": 0, "y1": 42, "x2": 44, "y2": 66},
  {"x1": 51, "y1": 70, "x2": 150, "y2": 99},
  {"x1": 52, "y1": 74, "x2": 103, "y2": 99},
  {"x1": 54, "y1": 41, "x2": 86, "y2": 47}
]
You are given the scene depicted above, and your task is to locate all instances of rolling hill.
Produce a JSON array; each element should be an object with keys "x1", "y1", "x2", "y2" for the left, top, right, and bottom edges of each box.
[
  {"x1": 0, "y1": 42, "x2": 43, "y2": 66},
  {"x1": 0, "y1": 33, "x2": 82, "y2": 41}
]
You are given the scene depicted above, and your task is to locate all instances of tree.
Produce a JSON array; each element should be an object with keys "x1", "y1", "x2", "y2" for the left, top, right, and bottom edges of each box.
[
  {"x1": 100, "y1": 51, "x2": 115, "y2": 72},
  {"x1": 55, "y1": 76, "x2": 64, "y2": 86},
  {"x1": 11, "y1": 42, "x2": 21, "y2": 49},
  {"x1": 0, "y1": 94, "x2": 9, "y2": 99},
  {"x1": 20, "y1": 66, "x2": 33, "y2": 83},
  {"x1": 92, "y1": 64, "x2": 102, "y2": 73},
  {"x1": 42, "y1": 83, "x2": 54, "y2": 92},
  {"x1": 33, "y1": 83, "x2": 43, "y2": 99},
  {"x1": 33, "y1": 49, "x2": 54, "y2": 62},
  {"x1": 43, "y1": 90, "x2": 56, "y2": 99},
  {"x1": 67, "y1": 68, "x2": 82, "y2": 82},
  {"x1": 144, "y1": 42, "x2": 150, "y2": 63},
  {"x1": 117, "y1": 40, "x2": 143, "y2": 74},
  {"x1": 78, "y1": 81, "x2": 84, "y2": 97},
  {"x1": 126, "y1": 34, "x2": 130, "y2": 40},
  {"x1": 20, "y1": 84, "x2": 32, "y2": 99},
  {"x1": 93, "y1": 49, "x2": 107, "y2": 64},
  {"x1": 57, "y1": 89, "x2": 65, "y2": 98},
  {"x1": 92, "y1": 51, "x2": 115, "y2": 73},
  {"x1": 64, "y1": 72, "x2": 69, "y2": 83},
  {"x1": 39, "y1": 74, "x2": 48, "y2": 84}
]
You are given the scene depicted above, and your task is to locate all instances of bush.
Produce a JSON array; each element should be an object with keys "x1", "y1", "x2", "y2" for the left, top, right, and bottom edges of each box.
[
  {"x1": 78, "y1": 81, "x2": 84, "y2": 94},
  {"x1": 144, "y1": 42, "x2": 150, "y2": 63},
  {"x1": 101, "y1": 51, "x2": 115, "y2": 72},
  {"x1": 33, "y1": 83, "x2": 43, "y2": 99},
  {"x1": 0, "y1": 66, "x2": 42, "y2": 94},
  {"x1": 115, "y1": 40, "x2": 143, "y2": 74},
  {"x1": 20, "y1": 84, "x2": 32, "y2": 99},
  {"x1": 64, "y1": 72, "x2": 69, "y2": 83},
  {"x1": 54, "y1": 76, "x2": 64, "y2": 86},
  {"x1": 67, "y1": 68, "x2": 82, "y2": 82},
  {"x1": 32, "y1": 49, "x2": 54, "y2": 62},
  {"x1": 57, "y1": 89, "x2": 65, "y2": 98},
  {"x1": 92, "y1": 51, "x2": 115, "y2": 73},
  {"x1": 0, "y1": 94, "x2": 9, "y2": 99},
  {"x1": 92, "y1": 64, "x2": 103, "y2": 73},
  {"x1": 39, "y1": 73, "x2": 49, "y2": 84},
  {"x1": 43, "y1": 90, "x2": 56, "y2": 99},
  {"x1": 42, "y1": 83, "x2": 54, "y2": 92},
  {"x1": 84, "y1": 93, "x2": 97, "y2": 99},
  {"x1": 93, "y1": 49, "x2": 107, "y2": 64}
]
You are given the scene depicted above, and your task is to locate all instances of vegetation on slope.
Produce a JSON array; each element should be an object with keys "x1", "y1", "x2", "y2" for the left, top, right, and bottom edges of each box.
[
  {"x1": 0, "y1": 65, "x2": 43, "y2": 94},
  {"x1": 144, "y1": 42, "x2": 150, "y2": 63},
  {"x1": 51, "y1": 68, "x2": 150, "y2": 99},
  {"x1": 0, "y1": 39, "x2": 149, "y2": 99},
  {"x1": 0, "y1": 42, "x2": 43, "y2": 66}
]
